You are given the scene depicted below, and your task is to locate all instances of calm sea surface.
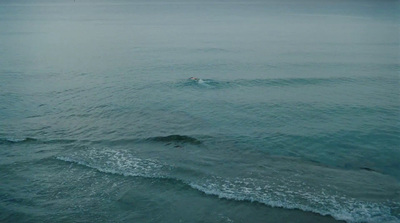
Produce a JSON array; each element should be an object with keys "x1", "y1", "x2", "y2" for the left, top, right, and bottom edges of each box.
[{"x1": 1, "y1": 0, "x2": 399, "y2": 222}]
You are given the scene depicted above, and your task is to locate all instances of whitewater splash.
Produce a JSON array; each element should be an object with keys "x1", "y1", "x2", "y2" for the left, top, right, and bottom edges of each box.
[
  {"x1": 56, "y1": 147, "x2": 400, "y2": 223},
  {"x1": 187, "y1": 77, "x2": 212, "y2": 87},
  {"x1": 189, "y1": 177, "x2": 400, "y2": 223},
  {"x1": 57, "y1": 149, "x2": 170, "y2": 179}
]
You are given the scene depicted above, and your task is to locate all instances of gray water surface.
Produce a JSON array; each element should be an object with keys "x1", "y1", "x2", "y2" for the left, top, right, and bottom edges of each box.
[{"x1": 1, "y1": 0, "x2": 399, "y2": 222}]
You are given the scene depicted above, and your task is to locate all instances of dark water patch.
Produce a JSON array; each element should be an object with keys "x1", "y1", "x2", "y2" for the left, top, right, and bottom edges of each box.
[
  {"x1": 360, "y1": 167, "x2": 376, "y2": 172},
  {"x1": 69, "y1": 136, "x2": 205, "y2": 147},
  {"x1": 148, "y1": 135, "x2": 202, "y2": 145}
]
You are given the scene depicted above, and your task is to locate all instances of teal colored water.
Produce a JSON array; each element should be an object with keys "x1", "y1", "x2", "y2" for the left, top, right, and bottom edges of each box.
[{"x1": 1, "y1": 1, "x2": 399, "y2": 222}]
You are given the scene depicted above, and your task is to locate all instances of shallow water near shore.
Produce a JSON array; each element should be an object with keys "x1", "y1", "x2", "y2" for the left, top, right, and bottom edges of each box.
[{"x1": 1, "y1": 0, "x2": 399, "y2": 222}]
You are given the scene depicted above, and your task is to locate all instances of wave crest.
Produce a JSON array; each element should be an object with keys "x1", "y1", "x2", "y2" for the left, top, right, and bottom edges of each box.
[
  {"x1": 147, "y1": 135, "x2": 202, "y2": 145},
  {"x1": 0, "y1": 137, "x2": 38, "y2": 144},
  {"x1": 56, "y1": 148, "x2": 400, "y2": 223}
]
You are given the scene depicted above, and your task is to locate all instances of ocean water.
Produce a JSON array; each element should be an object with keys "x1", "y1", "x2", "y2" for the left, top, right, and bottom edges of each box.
[{"x1": 1, "y1": 0, "x2": 399, "y2": 222}]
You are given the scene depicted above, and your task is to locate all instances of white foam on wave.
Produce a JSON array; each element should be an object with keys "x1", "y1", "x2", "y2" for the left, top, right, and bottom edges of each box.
[
  {"x1": 189, "y1": 176, "x2": 400, "y2": 223},
  {"x1": 2, "y1": 137, "x2": 37, "y2": 143},
  {"x1": 56, "y1": 149, "x2": 169, "y2": 179},
  {"x1": 56, "y1": 148, "x2": 400, "y2": 223}
]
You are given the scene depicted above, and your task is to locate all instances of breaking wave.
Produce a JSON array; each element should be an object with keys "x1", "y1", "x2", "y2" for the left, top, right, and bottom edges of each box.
[
  {"x1": 0, "y1": 137, "x2": 38, "y2": 144},
  {"x1": 147, "y1": 135, "x2": 202, "y2": 145},
  {"x1": 56, "y1": 148, "x2": 400, "y2": 223},
  {"x1": 189, "y1": 177, "x2": 400, "y2": 223},
  {"x1": 0, "y1": 137, "x2": 77, "y2": 145}
]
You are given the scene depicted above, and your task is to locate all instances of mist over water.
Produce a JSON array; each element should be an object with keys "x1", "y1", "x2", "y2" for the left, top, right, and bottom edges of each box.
[{"x1": 1, "y1": 0, "x2": 399, "y2": 222}]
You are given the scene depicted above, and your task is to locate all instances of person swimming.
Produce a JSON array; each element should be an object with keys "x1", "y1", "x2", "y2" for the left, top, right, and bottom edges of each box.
[{"x1": 189, "y1": 77, "x2": 207, "y2": 85}]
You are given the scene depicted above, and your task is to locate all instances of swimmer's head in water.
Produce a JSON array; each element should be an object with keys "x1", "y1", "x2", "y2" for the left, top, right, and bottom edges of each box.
[{"x1": 189, "y1": 77, "x2": 199, "y2": 80}]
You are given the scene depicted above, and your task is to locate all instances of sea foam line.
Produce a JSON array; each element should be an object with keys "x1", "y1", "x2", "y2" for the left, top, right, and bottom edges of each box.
[{"x1": 56, "y1": 152, "x2": 400, "y2": 223}]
